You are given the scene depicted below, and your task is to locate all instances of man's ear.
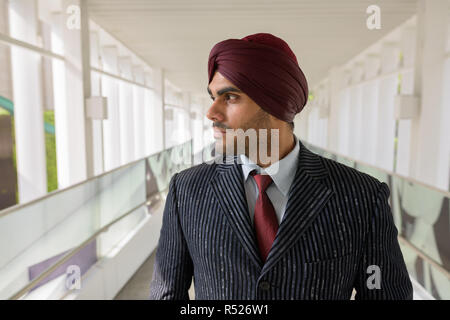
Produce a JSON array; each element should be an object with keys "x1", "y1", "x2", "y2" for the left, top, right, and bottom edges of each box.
[
  {"x1": 268, "y1": 114, "x2": 287, "y2": 129},
  {"x1": 267, "y1": 113, "x2": 278, "y2": 124}
]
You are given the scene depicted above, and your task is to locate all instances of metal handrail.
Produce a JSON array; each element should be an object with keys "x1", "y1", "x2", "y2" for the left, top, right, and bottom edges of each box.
[
  {"x1": 5, "y1": 140, "x2": 192, "y2": 299},
  {"x1": 12, "y1": 204, "x2": 449, "y2": 299},
  {"x1": 343, "y1": 65, "x2": 414, "y2": 90},
  {"x1": 8, "y1": 195, "x2": 163, "y2": 300},
  {"x1": 91, "y1": 67, "x2": 154, "y2": 91},
  {"x1": 0, "y1": 140, "x2": 192, "y2": 219},
  {"x1": 304, "y1": 141, "x2": 450, "y2": 198},
  {"x1": 9, "y1": 139, "x2": 449, "y2": 299},
  {"x1": 0, "y1": 32, "x2": 65, "y2": 61},
  {"x1": 398, "y1": 236, "x2": 450, "y2": 280}
]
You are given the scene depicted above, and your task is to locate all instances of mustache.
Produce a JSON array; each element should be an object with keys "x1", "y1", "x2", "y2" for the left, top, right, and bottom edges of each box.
[{"x1": 213, "y1": 122, "x2": 231, "y2": 130}]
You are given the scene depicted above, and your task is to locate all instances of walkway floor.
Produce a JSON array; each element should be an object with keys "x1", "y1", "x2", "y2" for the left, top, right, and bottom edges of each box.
[{"x1": 114, "y1": 250, "x2": 195, "y2": 300}]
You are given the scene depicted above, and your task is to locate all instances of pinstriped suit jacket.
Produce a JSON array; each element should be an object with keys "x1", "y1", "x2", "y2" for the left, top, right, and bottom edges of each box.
[{"x1": 149, "y1": 139, "x2": 413, "y2": 300}]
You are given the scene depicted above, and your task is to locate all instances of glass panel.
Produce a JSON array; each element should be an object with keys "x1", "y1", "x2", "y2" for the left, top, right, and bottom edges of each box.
[{"x1": 0, "y1": 140, "x2": 192, "y2": 299}]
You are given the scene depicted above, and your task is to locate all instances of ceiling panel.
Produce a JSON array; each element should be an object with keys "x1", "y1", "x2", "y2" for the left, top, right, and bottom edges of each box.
[{"x1": 88, "y1": 0, "x2": 418, "y2": 96}]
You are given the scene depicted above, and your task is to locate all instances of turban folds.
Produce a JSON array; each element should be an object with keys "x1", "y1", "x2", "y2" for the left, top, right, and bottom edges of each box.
[{"x1": 208, "y1": 33, "x2": 308, "y2": 122}]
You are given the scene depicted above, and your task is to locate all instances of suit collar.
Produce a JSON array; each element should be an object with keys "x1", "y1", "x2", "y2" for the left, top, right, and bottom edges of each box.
[
  {"x1": 210, "y1": 138, "x2": 335, "y2": 272},
  {"x1": 214, "y1": 138, "x2": 329, "y2": 180},
  {"x1": 239, "y1": 134, "x2": 300, "y2": 197}
]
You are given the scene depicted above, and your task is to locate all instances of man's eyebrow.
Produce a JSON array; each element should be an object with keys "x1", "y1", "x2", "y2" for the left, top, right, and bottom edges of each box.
[{"x1": 207, "y1": 86, "x2": 242, "y2": 97}]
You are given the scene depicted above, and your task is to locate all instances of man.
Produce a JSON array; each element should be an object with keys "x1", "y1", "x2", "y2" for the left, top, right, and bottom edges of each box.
[{"x1": 149, "y1": 33, "x2": 413, "y2": 300}]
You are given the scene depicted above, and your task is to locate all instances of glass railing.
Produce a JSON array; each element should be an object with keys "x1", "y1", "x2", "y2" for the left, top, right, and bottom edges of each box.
[
  {"x1": 303, "y1": 141, "x2": 450, "y2": 300},
  {"x1": 5, "y1": 138, "x2": 446, "y2": 299},
  {"x1": 0, "y1": 140, "x2": 193, "y2": 299}
]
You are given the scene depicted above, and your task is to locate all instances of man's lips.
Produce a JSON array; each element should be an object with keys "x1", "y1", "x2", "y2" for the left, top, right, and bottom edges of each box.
[{"x1": 213, "y1": 127, "x2": 226, "y2": 138}]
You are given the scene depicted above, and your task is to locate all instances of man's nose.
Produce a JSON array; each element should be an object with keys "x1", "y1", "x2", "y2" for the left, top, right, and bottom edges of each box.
[{"x1": 206, "y1": 100, "x2": 224, "y2": 122}]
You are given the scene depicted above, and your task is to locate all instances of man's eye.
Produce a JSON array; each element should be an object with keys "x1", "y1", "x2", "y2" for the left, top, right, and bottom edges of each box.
[{"x1": 227, "y1": 94, "x2": 238, "y2": 101}]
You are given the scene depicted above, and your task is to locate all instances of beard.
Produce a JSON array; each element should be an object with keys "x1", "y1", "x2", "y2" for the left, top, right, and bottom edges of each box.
[{"x1": 213, "y1": 110, "x2": 280, "y2": 165}]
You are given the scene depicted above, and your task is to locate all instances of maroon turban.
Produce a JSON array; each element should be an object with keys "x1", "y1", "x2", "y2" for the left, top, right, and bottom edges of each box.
[{"x1": 208, "y1": 33, "x2": 308, "y2": 122}]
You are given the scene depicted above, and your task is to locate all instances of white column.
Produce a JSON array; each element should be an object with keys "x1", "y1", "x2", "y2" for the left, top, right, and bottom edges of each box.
[
  {"x1": 153, "y1": 68, "x2": 165, "y2": 150},
  {"x1": 337, "y1": 71, "x2": 351, "y2": 155},
  {"x1": 295, "y1": 104, "x2": 310, "y2": 142},
  {"x1": 182, "y1": 92, "x2": 192, "y2": 143},
  {"x1": 361, "y1": 55, "x2": 380, "y2": 165},
  {"x1": 8, "y1": 0, "x2": 47, "y2": 203},
  {"x1": 375, "y1": 43, "x2": 399, "y2": 171},
  {"x1": 318, "y1": 86, "x2": 328, "y2": 148},
  {"x1": 191, "y1": 99, "x2": 204, "y2": 157},
  {"x1": 143, "y1": 88, "x2": 153, "y2": 156},
  {"x1": 80, "y1": 0, "x2": 95, "y2": 179},
  {"x1": 48, "y1": 0, "x2": 87, "y2": 188},
  {"x1": 395, "y1": 27, "x2": 416, "y2": 176},
  {"x1": 202, "y1": 97, "x2": 214, "y2": 151},
  {"x1": 118, "y1": 57, "x2": 134, "y2": 164},
  {"x1": 143, "y1": 72, "x2": 157, "y2": 155},
  {"x1": 307, "y1": 83, "x2": 328, "y2": 148},
  {"x1": 132, "y1": 66, "x2": 145, "y2": 159},
  {"x1": 307, "y1": 107, "x2": 319, "y2": 145},
  {"x1": 327, "y1": 67, "x2": 344, "y2": 153},
  {"x1": 48, "y1": 12, "x2": 69, "y2": 189},
  {"x1": 0, "y1": 0, "x2": 12, "y2": 101},
  {"x1": 101, "y1": 46, "x2": 121, "y2": 171},
  {"x1": 410, "y1": 0, "x2": 450, "y2": 190},
  {"x1": 348, "y1": 64, "x2": 364, "y2": 161},
  {"x1": 165, "y1": 106, "x2": 174, "y2": 148},
  {"x1": 90, "y1": 31, "x2": 104, "y2": 175}
]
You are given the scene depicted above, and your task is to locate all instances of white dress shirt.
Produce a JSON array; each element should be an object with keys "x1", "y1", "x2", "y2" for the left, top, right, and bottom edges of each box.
[{"x1": 239, "y1": 134, "x2": 300, "y2": 226}]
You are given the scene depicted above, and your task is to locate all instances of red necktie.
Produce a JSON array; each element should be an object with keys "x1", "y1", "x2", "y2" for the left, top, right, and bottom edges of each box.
[{"x1": 251, "y1": 170, "x2": 279, "y2": 262}]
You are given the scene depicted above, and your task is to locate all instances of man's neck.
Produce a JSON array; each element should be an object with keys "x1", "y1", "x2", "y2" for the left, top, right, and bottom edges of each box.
[{"x1": 257, "y1": 133, "x2": 295, "y2": 168}]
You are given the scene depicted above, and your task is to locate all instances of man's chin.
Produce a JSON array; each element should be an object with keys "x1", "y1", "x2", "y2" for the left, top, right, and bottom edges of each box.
[{"x1": 214, "y1": 139, "x2": 237, "y2": 157}]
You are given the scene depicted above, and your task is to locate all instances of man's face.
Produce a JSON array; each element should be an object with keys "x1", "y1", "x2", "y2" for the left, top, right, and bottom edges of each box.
[{"x1": 206, "y1": 71, "x2": 274, "y2": 157}]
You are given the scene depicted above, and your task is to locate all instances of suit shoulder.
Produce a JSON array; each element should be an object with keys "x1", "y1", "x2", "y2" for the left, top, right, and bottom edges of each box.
[
  {"x1": 319, "y1": 154, "x2": 384, "y2": 191},
  {"x1": 173, "y1": 161, "x2": 218, "y2": 185}
]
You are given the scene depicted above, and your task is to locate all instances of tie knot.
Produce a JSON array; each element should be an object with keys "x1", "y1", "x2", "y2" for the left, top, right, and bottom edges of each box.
[{"x1": 250, "y1": 170, "x2": 273, "y2": 192}]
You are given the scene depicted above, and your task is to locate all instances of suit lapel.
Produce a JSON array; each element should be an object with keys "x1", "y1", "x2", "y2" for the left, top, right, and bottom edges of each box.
[
  {"x1": 210, "y1": 156, "x2": 263, "y2": 269},
  {"x1": 260, "y1": 139, "x2": 335, "y2": 276}
]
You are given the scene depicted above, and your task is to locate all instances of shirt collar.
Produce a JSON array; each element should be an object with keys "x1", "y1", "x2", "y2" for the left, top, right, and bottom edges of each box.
[{"x1": 240, "y1": 134, "x2": 300, "y2": 196}]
